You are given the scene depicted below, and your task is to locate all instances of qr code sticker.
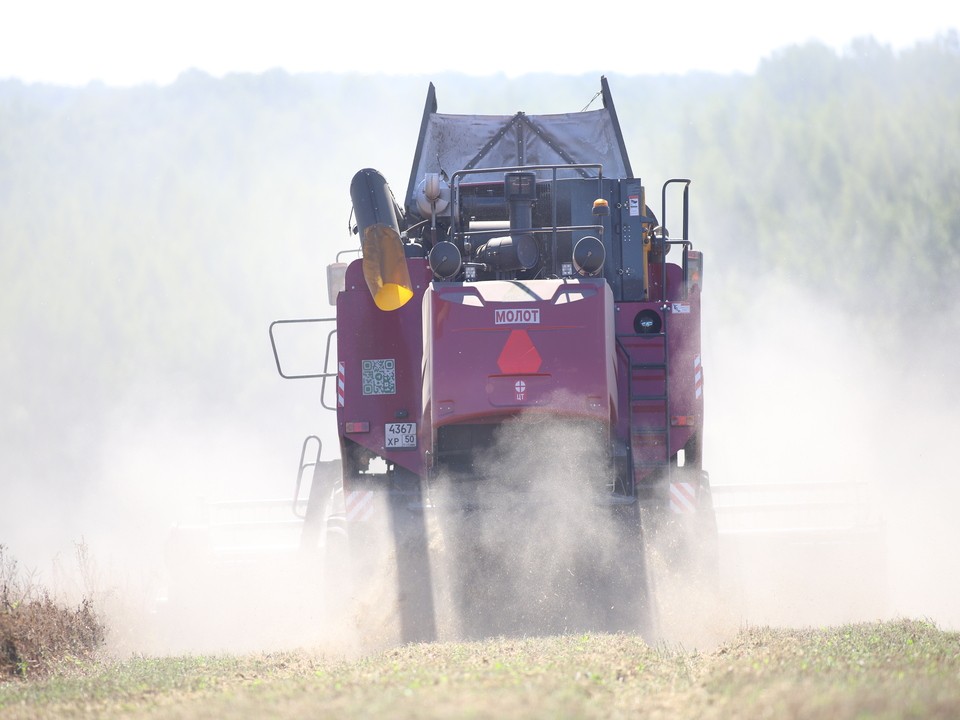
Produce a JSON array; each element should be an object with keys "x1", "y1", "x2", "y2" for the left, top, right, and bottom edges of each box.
[{"x1": 362, "y1": 358, "x2": 396, "y2": 396}]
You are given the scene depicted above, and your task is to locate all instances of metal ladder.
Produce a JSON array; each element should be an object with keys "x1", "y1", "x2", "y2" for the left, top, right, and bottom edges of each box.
[{"x1": 628, "y1": 333, "x2": 670, "y2": 472}]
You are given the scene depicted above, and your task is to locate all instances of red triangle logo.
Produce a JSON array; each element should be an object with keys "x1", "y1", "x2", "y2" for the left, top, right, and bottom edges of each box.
[{"x1": 497, "y1": 330, "x2": 542, "y2": 374}]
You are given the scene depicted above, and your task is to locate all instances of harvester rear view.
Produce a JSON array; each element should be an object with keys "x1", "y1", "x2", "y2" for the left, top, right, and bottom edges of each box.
[{"x1": 271, "y1": 77, "x2": 716, "y2": 644}]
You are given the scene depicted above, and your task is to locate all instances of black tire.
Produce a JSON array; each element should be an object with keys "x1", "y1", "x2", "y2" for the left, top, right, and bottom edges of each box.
[
  {"x1": 441, "y1": 499, "x2": 657, "y2": 641},
  {"x1": 604, "y1": 502, "x2": 658, "y2": 641},
  {"x1": 322, "y1": 473, "x2": 437, "y2": 647}
]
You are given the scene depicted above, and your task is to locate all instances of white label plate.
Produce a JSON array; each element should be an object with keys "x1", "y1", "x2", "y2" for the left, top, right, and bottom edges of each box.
[{"x1": 385, "y1": 422, "x2": 417, "y2": 448}]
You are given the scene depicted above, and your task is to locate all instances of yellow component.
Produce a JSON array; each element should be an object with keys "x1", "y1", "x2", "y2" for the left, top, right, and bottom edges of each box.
[
  {"x1": 592, "y1": 198, "x2": 610, "y2": 215},
  {"x1": 374, "y1": 283, "x2": 414, "y2": 311},
  {"x1": 642, "y1": 235, "x2": 651, "y2": 300},
  {"x1": 361, "y1": 224, "x2": 414, "y2": 311},
  {"x1": 639, "y1": 186, "x2": 650, "y2": 300}
]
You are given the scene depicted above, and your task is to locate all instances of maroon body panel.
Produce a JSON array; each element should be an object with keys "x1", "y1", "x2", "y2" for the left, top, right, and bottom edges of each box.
[
  {"x1": 336, "y1": 258, "x2": 432, "y2": 477},
  {"x1": 336, "y1": 253, "x2": 703, "y2": 489},
  {"x1": 614, "y1": 264, "x2": 704, "y2": 485},
  {"x1": 421, "y1": 278, "x2": 617, "y2": 462},
  {"x1": 329, "y1": 88, "x2": 705, "y2": 496}
]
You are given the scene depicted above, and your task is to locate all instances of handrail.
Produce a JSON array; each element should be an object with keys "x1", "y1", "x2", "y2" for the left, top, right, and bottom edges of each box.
[
  {"x1": 292, "y1": 435, "x2": 323, "y2": 519},
  {"x1": 269, "y1": 317, "x2": 339, "y2": 411}
]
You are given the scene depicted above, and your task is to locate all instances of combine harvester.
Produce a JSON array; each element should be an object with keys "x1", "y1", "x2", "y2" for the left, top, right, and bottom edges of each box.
[
  {"x1": 266, "y1": 76, "x2": 715, "y2": 644},
  {"x1": 164, "y1": 77, "x2": 883, "y2": 649}
]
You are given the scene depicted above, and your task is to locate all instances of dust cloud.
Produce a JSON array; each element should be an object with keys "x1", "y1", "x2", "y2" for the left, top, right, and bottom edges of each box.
[
  {"x1": 5, "y1": 278, "x2": 957, "y2": 661},
  {"x1": 702, "y1": 275, "x2": 960, "y2": 636},
  {"x1": 428, "y1": 413, "x2": 652, "y2": 642}
]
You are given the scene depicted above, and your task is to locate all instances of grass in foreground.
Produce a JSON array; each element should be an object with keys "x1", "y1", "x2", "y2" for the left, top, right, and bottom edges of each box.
[{"x1": 1, "y1": 619, "x2": 958, "y2": 719}]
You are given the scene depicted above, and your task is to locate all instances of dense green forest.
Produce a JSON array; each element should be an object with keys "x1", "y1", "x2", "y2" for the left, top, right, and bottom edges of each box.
[{"x1": 1, "y1": 33, "x2": 958, "y2": 576}]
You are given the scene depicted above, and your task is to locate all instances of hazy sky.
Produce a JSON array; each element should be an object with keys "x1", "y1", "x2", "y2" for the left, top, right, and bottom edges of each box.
[{"x1": 1, "y1": 1, "x2": 954, "y2": 86}]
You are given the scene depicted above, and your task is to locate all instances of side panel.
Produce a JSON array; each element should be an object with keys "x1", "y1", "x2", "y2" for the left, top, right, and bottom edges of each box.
[
  {"x1": 613, "y1": 263, "x2": 704, "y2": 487},
  {"x1": 556, "y1": 177, "x2": 647, "y2": 302},
  {"x1": 665, "y1": 285, "x2": 704, "y2": 461},
  {"x1": 422, "y1": 278, "x2": 617, "y2": 471},
  {"x1": 617, "y1": 178, "x2": 647, "y2": 301},
  {"x1": 335, "y1": 258, "x2": 432, "y2": 476}
]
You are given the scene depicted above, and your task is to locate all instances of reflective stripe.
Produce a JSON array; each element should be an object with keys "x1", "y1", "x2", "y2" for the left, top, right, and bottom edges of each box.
[
  {"x1": 345, "y1": 490, "x2": 375, "y2": 522},
  {"x1": 694, "y1": 355, "x2": 703, "y2": 400},
  {"x1": 669, "y1": 482, "x2": 697, "y2": 514}
]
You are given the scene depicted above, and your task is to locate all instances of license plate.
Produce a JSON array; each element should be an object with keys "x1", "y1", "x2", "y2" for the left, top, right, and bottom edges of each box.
[{"x1": 385, "y1": 422, "x2": 417, "y2": 448}]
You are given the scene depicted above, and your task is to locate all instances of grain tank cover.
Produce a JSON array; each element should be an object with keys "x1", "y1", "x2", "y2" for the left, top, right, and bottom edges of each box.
[{"x1": 404, "y1": 76, "x2": 633, "y2": 219}]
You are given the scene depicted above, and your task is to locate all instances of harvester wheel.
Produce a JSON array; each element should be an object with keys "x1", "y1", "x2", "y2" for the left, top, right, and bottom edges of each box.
[
  {"x1": 641, "y1": 471, "x2": 722, "y2": 643},
  {"x1": 604, "y1": 501, "x2": 658, "y2": 641},
  {"x1": 320, "y1": 472, "x2": 437, "y2": 648},
  {"x1": 440, "y1": 497, "x2": 656, "y2": 642},
  {"x1": 320, "y1": 479, "x2": 350, "y2": 617}
]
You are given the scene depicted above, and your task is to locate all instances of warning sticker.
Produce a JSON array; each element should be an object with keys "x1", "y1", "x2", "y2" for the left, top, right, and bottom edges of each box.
[
  {"x1": 628, "y1": 195, "x2": 640, "y2": 217},
  {"x1": 669, "y1": 482, "x2": 697, "y2": 514},
  {"x1": 671, "y1": 303, "x2": 691, "y2": 314},
  {"x1": 345, "y1": 490, "x2": 375, "y2": 522},
  {"x1": 362, "y1": 359, "x2": 396, "y2": 395}
]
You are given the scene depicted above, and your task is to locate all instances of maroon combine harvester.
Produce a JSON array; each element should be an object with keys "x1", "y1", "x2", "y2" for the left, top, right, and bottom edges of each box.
[{"x1": 271, "y1": 77, "x2": 716, "y2": 643}]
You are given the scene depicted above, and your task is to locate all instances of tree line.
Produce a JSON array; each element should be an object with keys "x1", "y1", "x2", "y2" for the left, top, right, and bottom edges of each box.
[{"x1": 0, "y1": 32, "x2": 956, "y2": 521}]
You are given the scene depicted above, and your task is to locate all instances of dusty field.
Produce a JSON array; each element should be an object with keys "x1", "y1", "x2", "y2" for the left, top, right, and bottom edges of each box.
[{"x1": 1, "y1": 619, "x2": 958, "y2": 719}]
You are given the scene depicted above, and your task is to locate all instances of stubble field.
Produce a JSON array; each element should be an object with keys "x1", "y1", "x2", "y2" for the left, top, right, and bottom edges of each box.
[{"x1": 2, "y1": 619, "x2": 958, "y2": 719}]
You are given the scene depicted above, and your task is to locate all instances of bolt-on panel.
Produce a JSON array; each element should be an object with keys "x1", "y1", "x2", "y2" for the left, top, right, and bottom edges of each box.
[
  {"x1": 422, "y1": 278, "x2": 617, "y2": 454},
  {"x1": 618, "y1": 178, "x2": 647, "y2": 301},
  {"x1": 665, "y1": 286, "x2": 703, "y2": 455},
  {"x1": 613, "y1": 262, "x2": 704, "y2": 486},
  {"x1": 335, "y1": 258, "x2": 432, "y2": 476}
]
